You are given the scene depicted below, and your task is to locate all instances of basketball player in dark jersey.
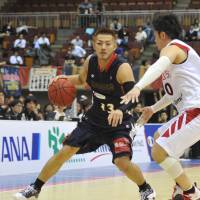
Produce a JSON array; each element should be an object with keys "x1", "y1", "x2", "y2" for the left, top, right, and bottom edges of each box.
[{"x1": 14, "y1": 28, "x2": 156, "y2": 200}]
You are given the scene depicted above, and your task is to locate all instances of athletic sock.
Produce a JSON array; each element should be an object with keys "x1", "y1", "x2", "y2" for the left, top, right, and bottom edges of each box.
[
  {"x1": 183, "y1": 186, "x2": 195, "y2": 194},
  {"x1": 138, "y1": 181, "x2": 148, "y2": 191},
  {"x1": 34, "y1": 178, "x2": 45, "y2": 190}
]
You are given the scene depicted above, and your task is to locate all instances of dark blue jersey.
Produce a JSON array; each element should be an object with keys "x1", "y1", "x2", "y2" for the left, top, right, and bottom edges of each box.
[{"x1": 86, "y1": 53, "x2": 131, "y2": 127}]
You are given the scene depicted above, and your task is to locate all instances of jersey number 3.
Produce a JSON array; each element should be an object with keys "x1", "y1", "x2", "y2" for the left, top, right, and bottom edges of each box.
[{"x1": 101, "y1": 103, "x2": 114, "y2": 113}]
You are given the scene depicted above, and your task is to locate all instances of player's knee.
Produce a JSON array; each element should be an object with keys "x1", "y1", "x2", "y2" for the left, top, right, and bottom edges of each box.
[
  {"x1": 160, "y1": 157, "x2": 183, "y2": 179},
  {"x1": 114, "y1": 157, "x2": 130, "y2": 172},
  {"x1": 151, "y1": 143, "x2": 167, "y2": 163},
  {"x1": 59, "y1": 145, "x2": 79, "y2": 159}
]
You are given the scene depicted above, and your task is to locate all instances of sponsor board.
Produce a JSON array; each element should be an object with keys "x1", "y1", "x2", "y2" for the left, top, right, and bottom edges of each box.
[
  {"x1": 144, "y1": 124, "x2": 162, "y2": 161},
  {"x1": 0, "y1": 121, "x2": 151, "y2": 175}
]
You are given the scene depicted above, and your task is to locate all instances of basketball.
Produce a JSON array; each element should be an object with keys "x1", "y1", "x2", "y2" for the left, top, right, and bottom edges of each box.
[{"x1": 48, "y1": 78, "x2": 76, "y2": 107}]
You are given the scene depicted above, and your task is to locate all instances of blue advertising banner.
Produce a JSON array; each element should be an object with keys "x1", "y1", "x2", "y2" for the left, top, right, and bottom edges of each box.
[
  {"x1": 144, "y1": 124, "x2": 162, "y2": 161},
  {"x1": 0, "y1": 66, "x2": 21, "y2": 96}
]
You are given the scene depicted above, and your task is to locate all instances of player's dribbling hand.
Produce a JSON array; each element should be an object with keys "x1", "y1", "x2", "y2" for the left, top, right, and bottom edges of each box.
[
  {"x1": 49, "y1": 75, "x2": 68, "y2": 85},
  {"x1": 108, "y1": 109, "x2": 123, "y2": 127},
  {"x1": 137, "y1": 106, "x2": 154, "y2": 125},
  {"x1": 120, "y1": 86, "x2": 141, "y2": 104}
]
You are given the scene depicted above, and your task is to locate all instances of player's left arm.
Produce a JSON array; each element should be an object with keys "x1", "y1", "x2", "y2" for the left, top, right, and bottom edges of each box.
[{"x1": 108, "y1": 63, "x2": 135, "y2": 127}]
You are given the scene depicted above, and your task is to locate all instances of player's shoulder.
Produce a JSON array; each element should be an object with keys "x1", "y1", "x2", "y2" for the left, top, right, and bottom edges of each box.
[
  {"x1": 84, "y1": 54, "x2": 97, "y2": 66},
  {"x1": 88, "y1": 53, "x2": 97, "y2": 60},
  {"x1": 166, "y1": 39, "x2": 190, "y2": 51}
]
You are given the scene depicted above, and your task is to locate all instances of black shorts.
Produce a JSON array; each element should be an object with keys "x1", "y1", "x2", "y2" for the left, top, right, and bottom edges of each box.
[{"x1": 63, "y1": 116, "x2": 133, "y2": 162}]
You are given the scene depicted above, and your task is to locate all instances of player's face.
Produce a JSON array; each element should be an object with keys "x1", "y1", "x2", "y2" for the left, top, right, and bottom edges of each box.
[
  {"x1": 93, "y1": 34, "x2": 117, "y2": 60},
  {"x1": 154, "y1": 31, "x2": 166, "y2": 50}
]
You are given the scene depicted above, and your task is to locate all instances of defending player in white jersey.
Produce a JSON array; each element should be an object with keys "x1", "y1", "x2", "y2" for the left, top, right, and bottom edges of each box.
[{"x1": 121, "y1": 13, "x2": 200, "y2": 200}]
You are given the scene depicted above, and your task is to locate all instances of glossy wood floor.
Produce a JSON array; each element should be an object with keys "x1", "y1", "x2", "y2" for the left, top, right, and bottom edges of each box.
[{"x1": 1, "y1": 161, "x2": 200, "y2": 200}]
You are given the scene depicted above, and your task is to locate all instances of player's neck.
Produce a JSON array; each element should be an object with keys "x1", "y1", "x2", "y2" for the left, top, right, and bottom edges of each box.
[{"x1": 98, "y1": 53, "x2": 117, "y2": 72}]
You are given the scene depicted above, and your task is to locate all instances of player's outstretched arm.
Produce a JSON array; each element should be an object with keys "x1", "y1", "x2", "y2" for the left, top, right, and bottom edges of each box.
[
  {"x1": 121, "y1": 45, "x2": 180, "y2": 104},
  {"x1": 137, "y1": 94, "x2": 173, "y2": 126}
]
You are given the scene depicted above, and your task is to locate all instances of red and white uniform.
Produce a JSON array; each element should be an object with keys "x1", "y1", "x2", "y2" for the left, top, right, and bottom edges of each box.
[
  {"x1": 157, "y1": 39, "x2": 200, "y2": 158},
  {"x1": 162, "y1": 39, "x2": 200, "y2": 112}
]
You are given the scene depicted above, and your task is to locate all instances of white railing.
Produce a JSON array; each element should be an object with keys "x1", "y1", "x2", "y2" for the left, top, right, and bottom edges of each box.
[{"x1": 0, "y1": 10, "x2": 200, "y2": 29}]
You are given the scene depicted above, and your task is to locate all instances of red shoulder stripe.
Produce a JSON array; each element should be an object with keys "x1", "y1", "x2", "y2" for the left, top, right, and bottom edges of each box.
[{"x1": 171, "y1": 42, "x2": 190, "y2": 53}]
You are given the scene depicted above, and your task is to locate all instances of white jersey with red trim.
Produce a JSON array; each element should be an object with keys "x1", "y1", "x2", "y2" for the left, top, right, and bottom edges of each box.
[{"x1": 162, "y1": 39, "x2": 200, "y2": 112}]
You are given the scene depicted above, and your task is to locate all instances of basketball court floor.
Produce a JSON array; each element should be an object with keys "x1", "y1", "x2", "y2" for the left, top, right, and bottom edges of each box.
[{"x1": 1, "y1": 160, "x2": 200, "y2": 200}]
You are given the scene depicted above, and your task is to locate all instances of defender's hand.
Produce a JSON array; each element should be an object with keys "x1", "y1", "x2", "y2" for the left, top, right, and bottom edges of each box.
[
  {"x1": 137, "y1": 106, "x2": 154, "y2": 125},
  {"x1": 108, "y1": 109, "x2": 123, "y2": 127},
  {"x1": 121, "y1": 86, "x2": 141, "y2": 104}
]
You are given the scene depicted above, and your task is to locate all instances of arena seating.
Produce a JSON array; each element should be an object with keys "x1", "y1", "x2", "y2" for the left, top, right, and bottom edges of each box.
[
  {"x1": 0, "y1": 0, "x2": 174, "y2": 12},
  {"x1": 189, "y1": 0, "x2": 200, "y2": 9}
]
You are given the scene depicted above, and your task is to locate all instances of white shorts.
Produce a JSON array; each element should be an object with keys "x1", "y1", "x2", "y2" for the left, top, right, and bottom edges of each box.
[{"x1": 156, "y1": 108, "x2": 200, "y2": 159}]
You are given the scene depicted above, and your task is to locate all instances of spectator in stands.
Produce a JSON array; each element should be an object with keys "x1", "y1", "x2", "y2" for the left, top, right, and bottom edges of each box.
[
  {"x1": 9, "y1": 50, "x2": 23, "y2": 65},
  {"x1": 121, "y1": 49, "x2": 132, "y2": 64},
  {"x1": 71, "y1": 35, "x2": 83, "y2": 48},
  {"x1": 135, "y1": 26, "x2": 147, "y2": 44},
  {"x1": 68, "y1": 43, "x2": 86, "y2": 59},
  {"x1": 16, "y1": 21, "x2": 36, "y2": 35},
  {"x1": 22, "y1": 95, "x2": 40, "y2": 120},
  {"x1": 37, "y1": 110, "x2": 44, "y2": 120},
  {"x1": 0, "y1": 31, "x2": 8, "y2": 46},
  {"x1": 185, "y1": 24, "x2": 199, "y2": 41},
  {"x1": 158, "y1": 111, "x2": 168, "y2": 123},
  {"x1": 172, "y1": 108, "x2": 178, "y2": 117},
  {"x1": 36, "y1": 32, "x2": 50, "y2": 48},
  {"x1": 43, "y1": 103, "x2": 55, "y2": 120},
  {"x1": 94, "y1": 0, "x2": 105, "y2": 27},
  {"x1": 5, "y1": 95, "x2": 14, "y2": 106},
  {"x1": 118, "y1": 26, "x2": 129, "y2": 47},
  {"x1": 143, "y1": 22, "x2": 154, "y2": 44},
  {"x1": 33, "y1": 34, "x2": 39, "y2": 48},
  {"x1": 18, "y1": 95, "x2": 25, "y2": 106},
  {"x1": 0, "y1": 91, "x2": 8, "y2": 119},
  {"x1": 193, "y1": 18, "x2": 200, "y2": 28},
  {"x1": 35, "y1": 33, "x2": 51, "y2": 65},
  {"x1": 52, "y1": 106, "x2": 67, "y2": 121},
  {"x1": 192, "y1": 23, "x2": 199, "y2": 40},
  {"x1": 115, "y1": 44, "x2": 124, "y2": 56},
  {"x1": 2, "y1": 21, "x2": 15, "y2": 36},
  {"x1": 78, "y1": 0, "x2": 94, "y2": 28},
  {"x1": 85, "y1": 27, "x2": 95, "y2": 48},
  {"x1": 115, "y1": 34, "x2": 122, "y2": 46},
  {"x1": 5, "y1": 99, "x2": 23, "y2": 120},
  {"x1": 14, "y1": 34, "x2": 26, "y2": 49},
  {"x1": 110, "y1": 18, "x2": 122, "y2": 33},
  {"x1": 63, "y1": 53, "x2": 76, "y2": 75},
  {"x1": 135, "y1": 26, "x2": 147, "y2": 53}
]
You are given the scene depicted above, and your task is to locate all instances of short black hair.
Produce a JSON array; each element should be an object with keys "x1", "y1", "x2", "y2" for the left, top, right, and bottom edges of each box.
[
  {"x1": 10, "y1": 99, "x2": 22, "y2": 107},
  {"x1": 93, "y1": 28, "x2": 116, "y2": 40},
  {"x1": 152, "y1": 13, "x2": 182, "y2": 39},
  {"x1": 25, "y1": 95, "x2": 37, "y2": 105}
]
